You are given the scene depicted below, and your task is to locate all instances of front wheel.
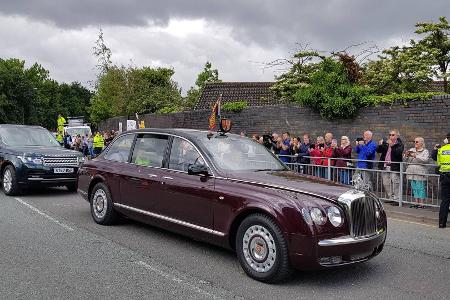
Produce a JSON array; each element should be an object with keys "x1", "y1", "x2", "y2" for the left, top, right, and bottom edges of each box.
[
  {"x1": 90, "y1": 182, "x2": 119, "y2": 225},
  {"x1": 2, "y1": 165, "x2": 20, "y2": 196},
  {"x1": 236, "y1": 214, "x2": 293, "y2": 283}
]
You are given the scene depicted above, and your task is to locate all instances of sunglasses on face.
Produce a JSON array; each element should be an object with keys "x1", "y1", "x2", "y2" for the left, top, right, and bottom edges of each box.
[
  {"x1": 389, "y1": 133, "x2": 396, "y2": 136},
  {"x1": 414, "y1": 141, "x2": 420, "y2": 144}
]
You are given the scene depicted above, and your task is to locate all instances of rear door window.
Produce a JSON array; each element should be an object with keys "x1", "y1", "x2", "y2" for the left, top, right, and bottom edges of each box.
[{"x1": 131, "y1": 134, "x2": 169, "y2": 168}]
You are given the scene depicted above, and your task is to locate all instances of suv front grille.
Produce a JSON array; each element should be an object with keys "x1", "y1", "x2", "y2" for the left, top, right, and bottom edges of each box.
[
  {"x1": 349, "y1": 196, "x2": 377, "y2": 237},
  {"x1": 43, "y1": 156, "x2": 79, "y2": 167}
]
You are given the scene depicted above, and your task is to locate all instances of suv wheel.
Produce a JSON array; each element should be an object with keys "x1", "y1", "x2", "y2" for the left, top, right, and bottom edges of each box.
[{"x1": 2, "y1": 165, "x2": 20, "y2": 196}]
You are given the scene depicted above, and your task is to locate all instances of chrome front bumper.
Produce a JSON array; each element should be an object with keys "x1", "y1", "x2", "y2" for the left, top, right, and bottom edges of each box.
[{"x1": 318, "y1": 229, "x2": 386, "y2": 246}]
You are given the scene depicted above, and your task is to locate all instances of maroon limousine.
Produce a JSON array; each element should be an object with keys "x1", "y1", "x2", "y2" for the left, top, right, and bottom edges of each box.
[{"x1": 77, "y1": 128, "x2": 386, "y2": 283}]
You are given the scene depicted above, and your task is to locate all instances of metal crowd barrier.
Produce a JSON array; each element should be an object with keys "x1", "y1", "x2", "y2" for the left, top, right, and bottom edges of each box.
[{"x1": 278, "y1": 155, "x2": 441, "y2": 208}]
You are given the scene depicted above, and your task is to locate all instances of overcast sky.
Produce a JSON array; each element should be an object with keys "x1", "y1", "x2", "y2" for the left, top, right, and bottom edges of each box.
[{"x1": 0, "y1": 0, "x2": 447, "y2": 93}]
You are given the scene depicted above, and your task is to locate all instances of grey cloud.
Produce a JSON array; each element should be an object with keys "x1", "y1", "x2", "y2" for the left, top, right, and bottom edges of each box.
[{"x1": 0, "y1": 0, "x2": 448, "y2": 51}]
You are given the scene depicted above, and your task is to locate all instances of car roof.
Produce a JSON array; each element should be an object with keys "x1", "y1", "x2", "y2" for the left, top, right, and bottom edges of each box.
[
  {"x1": 124, "y1": 128, "x2": 239, "y2": 140},
  {"x1": 0, "y1": 124, "x2": 46, "y2": 130}
]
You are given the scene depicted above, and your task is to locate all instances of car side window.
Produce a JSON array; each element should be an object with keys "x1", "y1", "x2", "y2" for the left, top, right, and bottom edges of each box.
[
  {"x1": 104, "y1": 134, "x2": 135, "y2": 162},
  {"x1": 131, "y1": 134, "x2": 168, "y2": 168},
  {"x1": 169, "y1": 137, "x2": 205, "y2": 172}
]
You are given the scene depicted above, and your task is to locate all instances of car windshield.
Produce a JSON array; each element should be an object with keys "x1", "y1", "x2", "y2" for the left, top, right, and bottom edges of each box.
[
  {"x1": 66, "y1": 127, "x2": 91, "y2": 137},
  {"x1": 0, "y1": 127, "x2": 61, "y2": 147},
  {"x1": 197, "y1": 133, "x2": 287, "y2": 172}
]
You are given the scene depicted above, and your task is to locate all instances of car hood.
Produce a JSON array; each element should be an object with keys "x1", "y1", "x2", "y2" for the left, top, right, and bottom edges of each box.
[
  {"x1": 225, "y1": 170, "x2": 352, "y2": 202},
  {"x1": 16, "y1": 146, "x2": 82, "y2": 157}
]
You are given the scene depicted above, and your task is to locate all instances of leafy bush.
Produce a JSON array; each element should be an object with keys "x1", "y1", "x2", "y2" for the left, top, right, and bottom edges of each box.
[
  {"x1": 362, "y1": 92, "x2": 445, "y2": 106},
  {"x1": 293, "y1": 58, "x2": 370, "y2": 119},
  {"x1": 221, "y1": 101, "x2": 248, "y2": 112}
]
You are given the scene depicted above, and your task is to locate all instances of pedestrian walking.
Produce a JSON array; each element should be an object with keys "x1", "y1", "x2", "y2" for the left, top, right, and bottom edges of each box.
[
  {"x1": 405, "y1": 137, "x2": 429, "y2": 208},
  {"x1": 377, "y1": 129, "x2": 404, "y2": 201}
]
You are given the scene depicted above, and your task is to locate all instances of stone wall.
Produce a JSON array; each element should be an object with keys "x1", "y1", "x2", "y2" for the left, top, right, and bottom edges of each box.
[{"x1": 99, "y1": 94, "x2": 450, "y2": 151}]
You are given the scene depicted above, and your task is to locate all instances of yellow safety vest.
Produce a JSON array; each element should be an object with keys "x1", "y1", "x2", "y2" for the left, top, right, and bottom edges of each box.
[
  {"x1": 57, "y1": 116, "x2": 66, "y2": 133},
  {"x1": 93, "y1": 135, "x2": 104, "y2": 149},
  {"x1": 437, "y1": 144, "x2": 450, "y2": 173}
]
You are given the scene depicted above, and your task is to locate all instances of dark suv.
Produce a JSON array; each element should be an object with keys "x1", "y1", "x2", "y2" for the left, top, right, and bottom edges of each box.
[{"x1": 0, "y1": 124, "x2": 85, "y2": 195}]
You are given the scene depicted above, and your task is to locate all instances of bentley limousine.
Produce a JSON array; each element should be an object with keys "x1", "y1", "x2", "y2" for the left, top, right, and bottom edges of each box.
[{"x1": 77, "y1": 127, "x2": 387, "y2": 283}]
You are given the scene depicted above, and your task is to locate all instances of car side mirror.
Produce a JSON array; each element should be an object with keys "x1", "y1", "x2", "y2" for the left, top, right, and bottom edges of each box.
[{"x1": 188, "y1": 164, "x2": 210, "y2": 176}]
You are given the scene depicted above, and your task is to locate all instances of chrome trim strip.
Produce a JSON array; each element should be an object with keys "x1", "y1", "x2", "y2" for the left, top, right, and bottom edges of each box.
[
  {"x1": 318, "y1": 229, "x2": 385, "y2": 246},
  {"x1": 28, "y1": 177, "x2": 76, "y2": 181},
  {"x1": 113, "y1": 203, "x2": 225, "y2": 237},
  {"x1": 215, "y1": 176, "x2": 336, "y2": 202}
]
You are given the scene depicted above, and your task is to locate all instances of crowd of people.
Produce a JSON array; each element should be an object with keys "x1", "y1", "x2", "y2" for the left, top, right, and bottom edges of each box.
[
  {"x1": 62, "y1": 130, "x2": 118, "y2": 158},
  {"x1": 244, "y1": 129, "x2": 450, "y2": 209}
]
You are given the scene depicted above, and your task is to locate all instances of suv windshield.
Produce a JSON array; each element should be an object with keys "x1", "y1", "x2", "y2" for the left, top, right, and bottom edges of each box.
[
  {"x1": 197, "y1": 133, "x2": 287, "y2": 172},
  {"x1": 0, "y1": 127, "x2": 61, "y2": 147}
]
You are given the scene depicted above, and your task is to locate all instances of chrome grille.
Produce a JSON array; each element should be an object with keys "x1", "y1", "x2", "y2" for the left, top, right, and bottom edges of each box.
[
  {"x1": 43, "y1": 156, "x2": 79, "y2": 167},
  {"x1": 349, "y1": 196, "x2": 377, "y2": 237}
]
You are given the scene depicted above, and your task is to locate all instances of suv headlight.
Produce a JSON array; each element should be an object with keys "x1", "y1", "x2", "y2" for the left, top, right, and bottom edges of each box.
[
  {"x1": 310, "y1": 207, "x2": 326, "y2": 225},
  {"x1": 327, "y1": 206, "x2": 343, "y2": 227},
  {"x1": 18, "y1": 156, "x2": 43, "y2": 165},
  {"x1": 78, "y1": 157, "x2": 86, "y2": 165}
]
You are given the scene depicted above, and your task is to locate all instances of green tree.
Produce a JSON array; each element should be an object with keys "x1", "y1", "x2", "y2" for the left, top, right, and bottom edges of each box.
[
  {"x1": 363, "y1": 45, "x2": 433, "y2": 94},
  {"x1": 1, "y1": 58, "x2": 92, "y2": 129},
  {"x1": 415, "y1": 16, "x2": 450, "y2": 92},
  {"x1": 184, "y1": 61, "x2": 221, "y2": 109},
  {"x1": 294, "y1": 57, "x2": 370, "y2": 119},
  {"x1": 92, "y1": 28, "x2": 113, "y2": 84},
  {"x1": 0, "y1": 58, "x2": 34, "y2": 124},
  {"x1": 271, "y1": 50, "x2": 322, "y2": 100},
  {"x1": 90, "y1": 65, "x2": 183, "y2": 124}
]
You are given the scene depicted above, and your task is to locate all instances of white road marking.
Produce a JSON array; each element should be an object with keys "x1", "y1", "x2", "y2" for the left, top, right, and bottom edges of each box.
[
  {"x1": 388, "y1": 217, "x2": 438, "y2": 228},
  {"x1": 14, "y1": 197, "x2": 74, "y2": 232},
  {"x1": 135, "y1": 260, "x2": 221, "y2": 299}
]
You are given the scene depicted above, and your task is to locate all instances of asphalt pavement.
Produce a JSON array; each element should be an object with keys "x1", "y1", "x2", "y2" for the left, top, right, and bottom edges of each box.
[{"x1": 1, "y1": 188, "x2": 449, "y2": 299}]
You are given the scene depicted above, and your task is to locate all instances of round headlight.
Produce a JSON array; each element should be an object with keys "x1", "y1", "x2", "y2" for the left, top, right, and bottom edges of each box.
[
  {"x1": 327, "y1": 206, "x2": 343, "y2": 227},
  {"x1": 310, "y1": 207, "x2": 326, "y2": 225},
  {"x1": 301, "y1": 208, "x2": 313, "y2": 225}
]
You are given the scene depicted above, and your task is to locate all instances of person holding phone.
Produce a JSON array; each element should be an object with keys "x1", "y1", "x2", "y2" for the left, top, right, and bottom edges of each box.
[
  {"x1": 355, "y1": 130, "x2": 377, "y2": 190},
  {"x1": 333, "y1": 136, "x2": 353, "y2": 185},
  {"x1": 404, "y1": 137, "x2": 429, "y2": 208},
  {"x1": 310, "y1": 135, "x2": 334, "y2": 178},
  {"x1": 377, "y1": 129, "x2": 404, "y2": 201},
  {"x1": 297, "y1": 134, "x2": 311, "y2": 170}
]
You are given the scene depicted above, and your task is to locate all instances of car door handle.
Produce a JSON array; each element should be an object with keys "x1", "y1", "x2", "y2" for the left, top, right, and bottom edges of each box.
[
  {"x1": 162, "y1": 176, "x2": 173, "y2": 180},
  {"x1": 147, "y1": 174, "x2": 158, "y2": 178}
]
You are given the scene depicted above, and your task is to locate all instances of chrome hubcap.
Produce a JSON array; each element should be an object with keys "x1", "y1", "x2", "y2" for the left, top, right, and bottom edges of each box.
[
  {"x1": 3, "y1": 169, "x2": 12, "y2": 192},
  {"x1": 243, "y1": 225, "x2": 277, "y2": 273},
  {"x1": 92, "y1": 189, "x2": 107, "y2": 219}
]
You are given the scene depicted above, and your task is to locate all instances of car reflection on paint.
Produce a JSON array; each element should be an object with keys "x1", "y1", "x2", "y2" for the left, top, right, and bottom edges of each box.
[{"x1": 77, "y1": 128, "x2": 386, "y2": 283}]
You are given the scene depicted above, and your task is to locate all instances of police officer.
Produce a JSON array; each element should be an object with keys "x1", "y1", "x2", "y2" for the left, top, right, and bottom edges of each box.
[
  {"x1": 433, "y1": 133, "x2": 450, "y2": 228},
  {"x1": 93, "y1": 131, "x2": 105, "y2": 157}
]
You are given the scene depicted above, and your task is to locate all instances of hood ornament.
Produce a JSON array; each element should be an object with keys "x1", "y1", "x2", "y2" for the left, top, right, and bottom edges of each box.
[{"x1": 351, "y1": 172, "x2": 370, "y2": 191}]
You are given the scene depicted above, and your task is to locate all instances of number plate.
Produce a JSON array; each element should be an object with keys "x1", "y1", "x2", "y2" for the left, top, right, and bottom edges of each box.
[{"x1": 53, "y1": 168, "x2": 74, "y2": 174}]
